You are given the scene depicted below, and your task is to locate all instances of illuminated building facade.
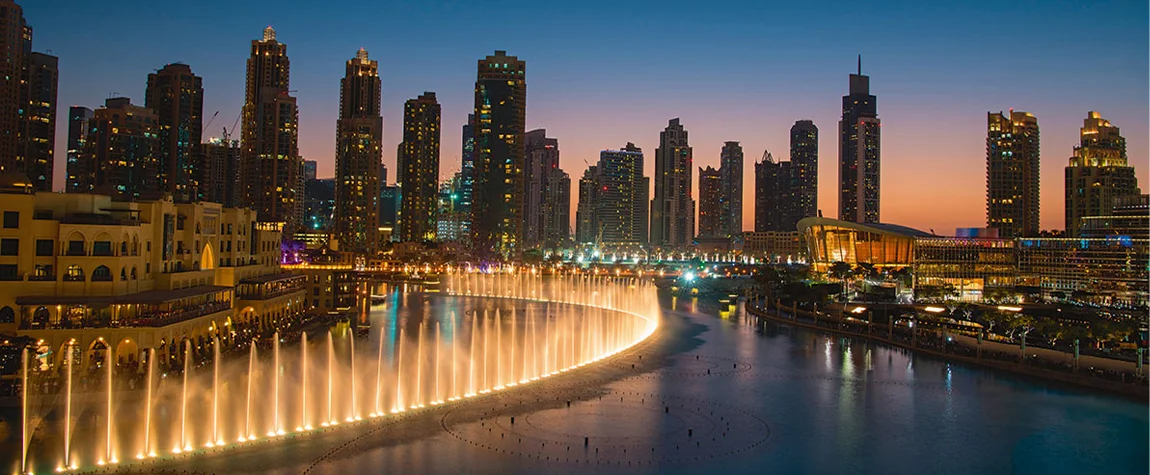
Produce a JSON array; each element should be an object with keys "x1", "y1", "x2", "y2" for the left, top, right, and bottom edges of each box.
[
  {"x1": 576, "y1": 166, "x2": 598, "y2": 245},
  {"x1": 697, "y1": 166, "x2": 722, "y2": 238},
  {"x1": 798, "y1": 217, "x2": 928, "y2": 273},
  {"x1": 743, "y1": 231, "x2": 804, "y2": 263},
  {"x1": 334, "y1": 48, "x2": 382, "y2": 253},
  {"x1": 0, "y1": 181, "x2": 306, "y2": 369},
  {"x1": 912, "y1": 236, "x2": 1018, "y2": 302},
  {"x1": 1017, "y1": 237, "x2": 1148, "y2": 306},
  {"x1": 471, "y1": 51, "x2": 526, "y2": 257},
  {"x1": 437, "y1": 175, "x2": 466, "y2": 242},
  {"x1": 577, "y1": 143, "x2": 649, "y2": 248},
  {"x1": 651, "y1": 118, "x2": 694, "y2": 247},
  {"x1": 754, "y1": 152, "x2": 798, "y2": 232},
  {"x1": 1079, "y1": 194, "x2": 1149, "y2": 240},
  {"x1": 1064, "y1": 111, "x2": 1140, "y2": 236},
  {"x1": 398, "y1": 92, "x2": 441, "y2": 243},
  {"x1": 88, "y1": 98, "x2": 162, "y2": 200},
  {"x1": 790, "y1": 120, "x2": 819, "y2": 220},
  {"x1": 986, "y1": 110, "x2": 1040, "y2": 238},
  {"x1": 838, "y1": 59, "x2": 880, "y2": 224},
  {"x1": 145, "y1": 63, "x2": 203, "y2": 202},
  {"x1": 0, "y1": 1, "x2": 58, "y2": 192},
  {"x1": 719, "y1": 141, "x2": 743, "y2": 239},
  {"x1": 198, "y1": 138, "x2": 241, "y2": 207},
  {"x1": 241, "y1": 26, "x2": 301, "y2": 234},
  {"x1": 65, "y1": 106, "x2": 94, "y2": 193},
  {"x1": 523, "y1": 129, "x2": 571, "y2": 249},
  {"x1": 458, "y1": 114, "x2": 475, "y2": 238}
]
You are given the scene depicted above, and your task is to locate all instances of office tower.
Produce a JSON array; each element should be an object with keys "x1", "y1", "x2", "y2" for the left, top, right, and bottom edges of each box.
[
  {"x1": 333, "y1": 48, "x2": 382, "y2": 253},
  {"x1": 437, "y1": 175, "x2": 467, "y2": 242},
  {"x1": 88, "y1": 98, "x2": 161, "y2": 199},
  {"x1": 0, "y1": 2, "x2": 57, "y2": 191},
  {"x1": 65, "y1": 106, "x2": 94, "y2": 193},
  {"x1": 790, "y1": 120, "x2": 819, "y2": 219},
  {"x1": 471, "y1": 50, "x2": 526, "y2": 257},
  {"x1": 755, "y1": 152, "x2": 797, "y2": 232},
  {"x1": 522, "y1": 128, "x2": 570, "y2": 249},
  {"x1": 838, "y1": 57, "x2": 880, "y2": 223},
  {"x1": 304, "y1": 160, "x2": 317, "y2": 181},
  {"x1": 986, "y1": 110, "x2": 1040, "y2": 238},
  {"x1": 397, "y1": 92, "x2": 441, "y2": 242},
  {"x1": 651, "y1": 118, "x2": 694, "y2": 247},
  {"x1": 1065, "y1": 111, "x2": 1140, "y2": 236},
  {"x1": 200, "y1": 138, "x2": 241, "y2": 206},
  {"x1": 379, "y1": 184, "x2": 399, "y2": 228},
  {"x1": 719, "y1": 141, "x2": 743, "y2": 238},
  {"x1": 578, "y1": 143, "x2": 650, "y2": 246},
  {"x1": 241, "y1": 26, "x2": 301, "y2": 232},
  {"x1": 145, "y1": 63, "x2": 203, "y2": 201},
  {"x1": 698, "y1": 166, "x2": 722, "y2": 238},
  {"x1": 23, "y1": 52, "x2": 56, "y2": 191},
  {"x1": 458, "y1": 114, "x2": 475, "y2": 238},
  {"x1": 304, "y1": 178, "x2": 336, "y2": 232}
]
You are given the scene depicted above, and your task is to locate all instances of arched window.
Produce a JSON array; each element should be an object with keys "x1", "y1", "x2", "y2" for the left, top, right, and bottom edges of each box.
[
  {"x1": 120, "y1": 241, "x2": 128, "y2": 254},
  {"x1": 0, "y1": 306, "x2": 14, "y2": 324},
  {"x1": 92, "y1": 265, "x2": 112, "y2": 282},
  {"x1": 64, "y1": 265, "x2": 85, "y2": 281},
  {"x1": 120, "y1": 267, "x2": 127, "y2": 281},
  {"x1": 131, "y1": 267, "x2": 138, "y2": 280}
]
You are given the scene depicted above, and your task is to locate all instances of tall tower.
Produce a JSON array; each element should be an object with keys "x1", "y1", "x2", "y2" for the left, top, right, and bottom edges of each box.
[
  {"x1": 754, "y1": 152, "x2": 795, "y2": 232},
  {"x1": 65, "y1": 106, "x2": 94, "y2": 193},
  {"x1": 1065, "y1": 111, "x2": 1140, "y2": 236},
  {"x1": 651, "y1": 118, "x2": 694, "y2": 247},
  {"x1": 0, "y1": 3, "x2": 57, "y2": 191},
  {"x1": 576, "y1": 166, "x2": 599, "y2": 244},
  {"x1": 241, "y1": 26, "x2": 301, "y2": 232},
  {"x1": 698, "y1": 166, "x2": 722, "y2": 238},
  {"x1": 523, "y1": 129, "x2": 558, "y2": 248},
  {"x1": 471, "y1": 50, "x2": 526, "y2": 258},
  {"x1": 790, "y1": 120, "x2": 818, "y2": 219},
  {"x1": 398, "y1": 92, "x2": 441, "y2": 242},
  {"x1": 594, "y1": 143, "x2": 648, "y2": 246},
  {"x1": 986, "y1": 110, "x2": 1040, "y2": 238},
  {"x1": 719, "y1": 141, "x2": 743, "y2": 239},
  {"x1": 838, "y1": 57, "x2": 880, "y2": 223},
  {"x1": 459, "y1": 113, "x2": 475, "y2": 238},
  {"x1": 146, "y1": 63, "x2": 203, "y2": 202},
  {"x1": 89, "y1": 98, "x2": 161, "y2": 200},
  {"x1": 334, "y1": 48, "x2": 382, "y2": 252}
]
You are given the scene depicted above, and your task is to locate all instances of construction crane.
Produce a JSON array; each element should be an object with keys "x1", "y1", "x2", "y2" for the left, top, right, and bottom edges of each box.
[
  {"x1": 202, "y1": 110, "x2": 219, "y2": 135},
  {"x1": 221, "y1": 112, "x2": 241, "y2": 143}
]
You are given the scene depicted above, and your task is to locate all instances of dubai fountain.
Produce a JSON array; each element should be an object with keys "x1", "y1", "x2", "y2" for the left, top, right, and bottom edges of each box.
[{"x1": 11, "y1": 273, "x2": 660, "y2": 475}]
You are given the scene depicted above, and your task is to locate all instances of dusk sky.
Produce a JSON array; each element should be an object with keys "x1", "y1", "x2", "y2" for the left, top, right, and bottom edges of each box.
[{"x1": 28, "y1": 0, "x2": 1148, "y2": 235}]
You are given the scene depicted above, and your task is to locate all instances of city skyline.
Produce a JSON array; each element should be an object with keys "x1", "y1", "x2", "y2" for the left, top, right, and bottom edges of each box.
[{"x1": 21, "y1": 0, "x2": 1150, "y2": 235}]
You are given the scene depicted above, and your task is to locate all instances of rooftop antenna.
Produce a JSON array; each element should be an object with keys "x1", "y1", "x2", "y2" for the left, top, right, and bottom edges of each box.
[{"x1": 857, "y1": 54, "x2": 861, "y2": 75}]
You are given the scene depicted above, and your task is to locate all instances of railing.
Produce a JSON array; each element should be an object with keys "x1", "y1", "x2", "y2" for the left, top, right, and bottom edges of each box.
[{"x1": 19, "y1": 301, "x2": 233, "y2": 330}]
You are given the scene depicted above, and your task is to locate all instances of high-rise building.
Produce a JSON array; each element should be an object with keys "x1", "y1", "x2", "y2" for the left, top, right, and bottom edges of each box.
[
  {"x1": 838, "y1": 58, "x2": 880, "y2": 223},
  {"x1": 304, "y1": 178, "x2": 335, "y2": 232},
  {"x1": 200, "y1": 138, "x2": 241, "y2": 207},
  {"x1": 437, "y1": 174, "x2": 467, "y2": 242},
  {"x1": 698, "y1": 166, "x2": 722, "y2": 238},
  {"x1": 1065, "y1": 111, "x2": 1140, "y2": 236},
  {"x1": 241, "y1": 26, "x2": 301, "y2": 233},
  {"x1": 65, "y1": 106, "x2": 94, "y2": 193},
  {"x1": 986, "y1": 110, "x2": 1040, "y2": 238},
  {"x1": 23, "y1": 52, "x2": 56, "y2": 191},
  {"x1": 576, "y1": 166, "x2": 599, "y2": 245},
  {"x1": 458, "y1": 114, "x2": 475, "y2": 238},
  {"x1": 0, "y1": 2, "x2": 57, "y2": 191},
  {"x1": 303, "y1": 160, "x2": 317, "y2": 181},
  {"x1": 397, "y1": 92, "x2": 441, "y2": 242},
  {"x1": 471, "y1": 51, "x2": 526, "y2": 257},
  {"x1": 333, "y1": 48, "x2": 382, "y2": 253},
  {"x1": 541, "y1": 168, "x2": 571, "y2": 249},
  {"x1": 790, "y1": 120, "x2": 818, "y2": 219},
  {"x1": 719, "y1": 142, "x2": 743, "y2": 239},
  {"x1": 755, "y1": 152, "x2": 797, "y2": 232},
  {"x1": 88, "y1": 98, "x2": 161, "y2": 200},
  {"x1": 651, "y1": 118, "x2": 694, "y2": 247},
  {"x1": 577, "y1": 143, "x2": 649, "y2": 247},
  {"x1": 145, "y1": 63, "x2": 203, "y2": 202},
  {"x1": 522, "y1": 129, "x2": 570, "y2": 249}
]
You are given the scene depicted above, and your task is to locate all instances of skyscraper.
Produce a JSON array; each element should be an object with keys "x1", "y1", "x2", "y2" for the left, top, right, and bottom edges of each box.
[
  {"x1": 88, "y1": 98, "x2": 161, "y2": 199},
  {"x1": 241, "y1": 26, "x2": 301, "y2": 232},
  {"x1": 1065, "y1": 111, "x2": 1140, "y2": 236},
  {"x1": 333, "y1": 48, "x2": 382, "y2": 253},
  {"x1": 651, "y1": 118, "x2": 694, "y2": 247},
  {"x1": 398, "y1": 92, "x2": 441, "y2": 243},
  {"x1": 522, "y1": 129, "x2": 571, "y2": 249},
  {"x1": 471, "y1": 50, "x2": 526, "y2": 257},
  {"x1": 65, "y1": 106, "x2": 94, "y2": 193},
  {"x1": 719, "y1": 141, "x2": 743, "y2": 238},
  {"x1": 576, "y1": 166, "x2": 599, "y2": 245},
  {"x1": 459, "y1": 114, "x2": 475, "y2": 238},
  {"x1": 541, "y1": 169, "x2": 571, "y2": 249},
  {"x1": 576, "y1": 143, "x2": 649, "y2": 247},
  {"x1": 838, "y1": 58, "x2": 880, "y2": 223},
  {"x1": 698, "y1": 166, "x2": 722, "y2": 238},
  {"x1": 303, "y1": 159, "x2": 317, "y2": 181},
  {"x1": 0, "y1": 2, "x2": 57, "y2": 191},
  {"x1": 145, "y1": 63, "x2": 203, "y2": 201},
  {"x1": 200, "y1": 137, "x2": 240, "y2": 207},
  {"x1": 754, "y1": 152, "x2": 796, "y2": 232},
  {"x1": 790, "y1": 120, "x2": 819, "y2": 219},
  {"x1": 986, "y1": 110, "x2": 1040, "y2": 238}
]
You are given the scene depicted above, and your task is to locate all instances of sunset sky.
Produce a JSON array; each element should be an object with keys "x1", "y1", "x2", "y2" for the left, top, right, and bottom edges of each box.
[{"x1": 30, "y1": 0, "x2": 1148, "y2": 235}]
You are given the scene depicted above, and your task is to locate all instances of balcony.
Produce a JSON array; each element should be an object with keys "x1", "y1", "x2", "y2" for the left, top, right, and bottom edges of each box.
[
  {"x1": 237, "y1": 273, "x2": 306, "y2": 300},
  {"x1": 16, "y1": 285, "x2": 234, "y2": 330}
]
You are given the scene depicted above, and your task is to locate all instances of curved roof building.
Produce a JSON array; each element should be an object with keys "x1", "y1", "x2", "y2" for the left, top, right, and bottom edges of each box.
[{"x1": 797, "y1": 217, "x2": 933, "y2": 271}]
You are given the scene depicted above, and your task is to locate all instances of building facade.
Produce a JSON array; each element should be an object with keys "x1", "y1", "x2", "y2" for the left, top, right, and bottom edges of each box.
[
  {"x1": 22, "y1": 52, "x2": 56, "y2": 191},
  {"x1": 241, "y1": 26, "x2": 301, "y2": 234},
  {"x1": 1064, "y1": 111, "x2": 1140, "y2": 237},
  {"x1": 0, "y1": 2, "x2": 58, "y2": 192},
  {"x1": 145, "y1": 63, "x2": 203, "y2": 202},
  {"x1": 790, "y1": 120, "x2": 818, "y2": 220},
  {"x1": 523, "y1": 129, "x2": 570, "y2": 249},
  {"x1": 838, "y1": 60, "x2": 880, "y2": 224},
  {"x1": 576, "y1": 144, "x2": 649, "y2": 248},
  {"x1": 986, "y1": 110, "x2": 1040, "y2": 238},
  {"x1": 65, "y1": 106, "x2": 94, "y2": 193},
  {"x1": 754, "y1": 152, "x2": 797, "y2": 232},
  {"x1": 397, "y1": 92, "x2": 441, "y2": 243},
  {"x1": 743, "y1": 231, "x2": 804, "y2": 263},
  {"x1": 697, "y1": 166, "x2": 722, "y2": 238},
  {"x1": 651, "y1": 118, "x2": 694, "y2": 248},
  {"x1": 198, "y1": 138, "x2": 241, "y2": 207},
  {"x1": 471, "y1": 51, "x2": 526, "y2": 257},
  {"x1": 88, "y1": 98, "x2": 162, "y2": 200},
  {"x1": 719, "y1": 141, "x2": 743, "y2": 239},
  {"x1": 912, "y1": 236, "x2": 1018, "y2": 302},
  {"x1": 1017, "y1": 237, "x2": 1148, "y2": 306},
  {"x1": 334, "y1": 49, "x2": 383, "y2": 253}
]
